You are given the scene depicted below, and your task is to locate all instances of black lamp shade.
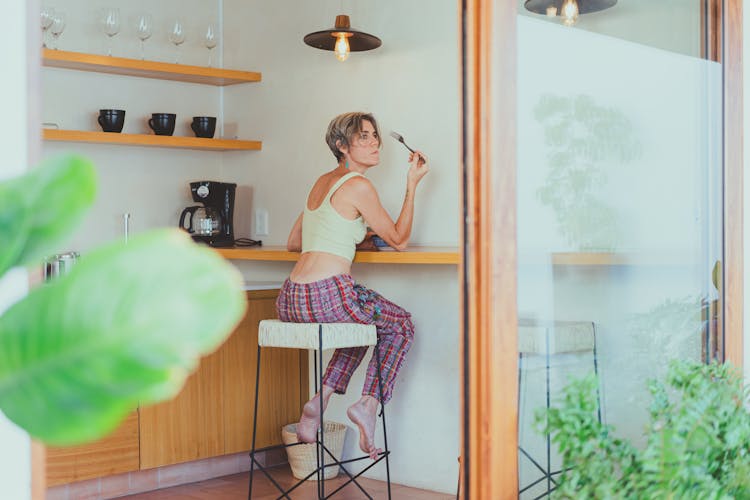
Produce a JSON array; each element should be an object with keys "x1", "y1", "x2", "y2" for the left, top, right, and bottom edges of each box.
[
  {"x1": 303, "y1": 15, "x2": 382, "y2": 52},
  {"x1": 525, "y1": 0, "x2": 617, "y2": 15}
]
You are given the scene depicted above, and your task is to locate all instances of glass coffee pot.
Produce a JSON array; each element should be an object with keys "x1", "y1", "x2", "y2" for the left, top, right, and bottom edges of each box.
[{"x1": 179, "y1": 205, "x2": 222, "y2": 238}]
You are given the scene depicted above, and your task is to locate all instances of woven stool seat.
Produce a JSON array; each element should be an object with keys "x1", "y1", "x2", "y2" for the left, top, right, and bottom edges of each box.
[
  {"x1": 518, "y1": 321, "x2": 595, "y2": 355},
  {"x1": 258, "y1": 319, "x2": 377, "y2": 350}
]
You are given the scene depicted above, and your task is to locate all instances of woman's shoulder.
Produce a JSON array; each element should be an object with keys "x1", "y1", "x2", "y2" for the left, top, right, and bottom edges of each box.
[{"x1": 339, "y1": 172, "x2": 374, "y2": 192}]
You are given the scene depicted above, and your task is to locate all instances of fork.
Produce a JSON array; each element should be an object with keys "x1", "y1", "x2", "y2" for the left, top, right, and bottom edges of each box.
[{"x1": 389, "y1": 131, "x2": 426, "y2": 164}]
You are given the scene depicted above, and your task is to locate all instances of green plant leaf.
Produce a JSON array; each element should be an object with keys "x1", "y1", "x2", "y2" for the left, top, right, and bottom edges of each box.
[
  {"x1": 0, "y1": 187, "x2": 31, "y2": 275},
  {"x1": 542, "y1": 360, "x2": 750, "y2": 498},
  {"x1": 0, "y1": 155, "x2": 96, "y2": 275},
  {"x1": 0, "y1": 229, "x2": 246, "y2": 446}
]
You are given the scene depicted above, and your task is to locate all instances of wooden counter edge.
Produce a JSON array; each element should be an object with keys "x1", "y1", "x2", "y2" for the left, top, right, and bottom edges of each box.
[{"x1": 215, "y1": 246, "x2": 460, "y2": 265}]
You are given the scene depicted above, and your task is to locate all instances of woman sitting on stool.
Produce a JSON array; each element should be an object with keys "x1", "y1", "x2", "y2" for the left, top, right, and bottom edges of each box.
[{"x1": 277, "y1": 111, "x2": 429, "y2": 460}]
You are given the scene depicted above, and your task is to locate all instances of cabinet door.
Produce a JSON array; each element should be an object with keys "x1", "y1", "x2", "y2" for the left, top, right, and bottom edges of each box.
[
  {"x1": 223, "y1": 290, "x2": 308, "y2": 454},
  {"x1": 46, "y1": 410, "x2": 139, "y2": 486},
  {"x1": 139, "y1": 347, "x2": 224, "y2": 469},
  {"x1": 139, "y1": 289, "x2": 307, "y2": 467}
]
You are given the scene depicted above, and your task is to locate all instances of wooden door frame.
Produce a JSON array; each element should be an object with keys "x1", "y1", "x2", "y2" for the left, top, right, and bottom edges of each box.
[
  {"x1": 461, "y1": 0, "x2": 742, "y2": 497},
  {"x1": 461, "y1": 0, "x2": 518, "y2": 498},
  {"x1": 722, "y1": 0, "x2": 743, "y2": 369}
]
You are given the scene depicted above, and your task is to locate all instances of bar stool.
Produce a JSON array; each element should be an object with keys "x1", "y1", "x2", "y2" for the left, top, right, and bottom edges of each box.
[
  {"x1": 248, "y1": 319, "x2": 392, "y2": 500},
  {"x1": 517, "y1": 320, "x2": 602, "y2": 498}
]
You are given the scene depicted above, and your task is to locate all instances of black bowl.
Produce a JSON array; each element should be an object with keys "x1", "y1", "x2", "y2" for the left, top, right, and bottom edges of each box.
[
  {"x1": 98, "y1": 109, "x2": 125, "y2": 133},
  {"x1": 191, "y1": 116, "x2": 217, "y2": 138},
  {"x1": 148, "y1": 113, "x2": 176, "y2": 136}
]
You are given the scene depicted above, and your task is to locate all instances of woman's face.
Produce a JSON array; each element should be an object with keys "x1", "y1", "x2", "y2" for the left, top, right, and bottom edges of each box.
[{"x1": 343, "y1": 119, "x2": 380, "y2": 167}]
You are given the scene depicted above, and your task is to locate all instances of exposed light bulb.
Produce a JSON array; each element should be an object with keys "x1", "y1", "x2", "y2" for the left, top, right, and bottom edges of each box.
[
  {"x1": 546, "y1": 6, "x2": 557, "y2": 17},
  {"x1": 561, "y1": 0, "x2": 579, "y2": 26},
  {"x1": 334, "y1": 33, "x2": 350, "y2": 61}
]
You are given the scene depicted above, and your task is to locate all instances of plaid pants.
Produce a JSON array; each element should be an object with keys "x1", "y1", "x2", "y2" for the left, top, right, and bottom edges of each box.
[{"x1": 276, "y1": 274, "x2": 414, "y2": 404}]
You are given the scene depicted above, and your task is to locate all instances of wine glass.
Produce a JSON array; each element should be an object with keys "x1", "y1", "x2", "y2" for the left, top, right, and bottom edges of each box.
[
  {"x1": 40, "y1": 7, "x2": 55, "y2": 48},
  {"x1": 204, "y1": 24, "x2": 218, "y2": 67},
  {"x1": 100, "y1": 8, "x2": 121, "y2": 56},
  {"x1": 135, "y1": 13, "x2": 153, "y2": 60},
  {"x1": 169, "y1": 20, "x2": 186, "y2": 64},
  {"x1": 49, "y1": 11, "x2": 66, "y2": 50}
]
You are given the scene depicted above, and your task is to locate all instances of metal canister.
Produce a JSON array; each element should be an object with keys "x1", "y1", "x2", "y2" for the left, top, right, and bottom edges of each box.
[{"x1": 43, "y1": 252, "x2": 80, "y2": 282}]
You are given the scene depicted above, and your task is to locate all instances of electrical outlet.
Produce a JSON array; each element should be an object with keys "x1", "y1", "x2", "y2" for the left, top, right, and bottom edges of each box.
[{"x1": 255, "y1": 208, "x2": 269, "y2": 236}]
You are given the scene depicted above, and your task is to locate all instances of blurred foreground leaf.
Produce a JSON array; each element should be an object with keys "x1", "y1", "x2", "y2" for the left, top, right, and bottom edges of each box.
[
  {"x1": 0, "y1": 229, "x2": 246, "y2": 446},
  {"x1": 0, "y1": 155, "x2": 96, "y2": 275}
]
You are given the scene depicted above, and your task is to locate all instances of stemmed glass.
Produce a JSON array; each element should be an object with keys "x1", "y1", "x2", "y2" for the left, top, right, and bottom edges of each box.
[
  {"x1": 101, "y1": 8, "x2": 121, "y2": 56},
  {"x1": 41, "y1": 7, "x2": 55, "y2": 48},
  {"x1": 135, "y1": 14, "x2": 153, "y2": 60},
  {"x1": 204, "y1": 24, "x2": 218, "y2": 67},
  {"x1": 49, "y1": 11, "x2": 66, "y2": 50},
  {"x1": 169, "y1": 20, "x2": 186, "y2": 64}
]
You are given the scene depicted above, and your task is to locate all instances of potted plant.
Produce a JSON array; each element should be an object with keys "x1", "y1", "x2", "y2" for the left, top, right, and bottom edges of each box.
[
  {"x1": 539, "y1": 360, "x2": 750, "y2": 498},
  {"x1": 0, "y1": 155, "x2": 246, "y2": 446}
]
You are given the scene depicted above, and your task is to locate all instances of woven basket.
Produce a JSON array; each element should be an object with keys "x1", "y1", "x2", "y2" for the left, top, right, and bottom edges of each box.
[{"x1": 281, "y1": 421, "x2": 347, "y2": 480}]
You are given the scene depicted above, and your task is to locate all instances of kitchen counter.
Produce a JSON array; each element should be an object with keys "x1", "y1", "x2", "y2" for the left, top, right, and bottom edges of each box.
[{"x1": 216, "y1": 246, "x2": 460, "y2": 265}]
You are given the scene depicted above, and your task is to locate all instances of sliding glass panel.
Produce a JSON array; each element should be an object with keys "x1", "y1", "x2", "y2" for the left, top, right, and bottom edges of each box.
[{"x1": 515, "y1": 4, "x2": 722, "y2": 497}]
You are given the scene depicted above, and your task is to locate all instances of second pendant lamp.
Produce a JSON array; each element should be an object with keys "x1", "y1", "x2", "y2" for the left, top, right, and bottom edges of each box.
[
  {"x1": 525, "y1": 0, "x2": 617, "y2": 26},
  {"x1": 303, "y1": 14, "x2": 381, "y2": 62}
]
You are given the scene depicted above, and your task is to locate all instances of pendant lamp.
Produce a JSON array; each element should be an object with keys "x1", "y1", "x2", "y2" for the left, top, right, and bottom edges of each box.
[
  {"x1": 525, "y1": 0, "x2": 616, "y2": 26},
  {"x1": 303, "y1": 15, "x2": 381, "y2": 62}
]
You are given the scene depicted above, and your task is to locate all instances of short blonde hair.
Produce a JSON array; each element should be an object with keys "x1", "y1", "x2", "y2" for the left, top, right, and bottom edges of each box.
[{"x1": 325, "y1": 112, "x2": 381, "y2": 162}]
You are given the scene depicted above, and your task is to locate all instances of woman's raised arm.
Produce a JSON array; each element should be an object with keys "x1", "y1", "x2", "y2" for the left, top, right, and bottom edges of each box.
[{"x1": 350, "y1": 151, "x2": 429, "y2": 251}]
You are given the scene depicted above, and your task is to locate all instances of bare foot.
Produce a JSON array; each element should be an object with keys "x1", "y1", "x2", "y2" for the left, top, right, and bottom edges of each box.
[
  {"x1": 297, "y1": 386, "x2": 335, "y2": 443},
  {"x1": 347, "y1": 396, "x2": 383, "y2": 460}
]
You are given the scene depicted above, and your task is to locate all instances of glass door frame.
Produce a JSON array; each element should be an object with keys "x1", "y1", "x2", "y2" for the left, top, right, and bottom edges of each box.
[{"x1": 459, "y1": 0, "x2": 743, "y2": 497}]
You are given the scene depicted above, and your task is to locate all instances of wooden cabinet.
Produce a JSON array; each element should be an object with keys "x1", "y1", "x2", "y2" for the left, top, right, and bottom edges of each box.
[
  {"x1": 139, "y1": 289, "x2": 307, "y2": 468},
  {"x1": 139, "y1": 348, "x2": 224, "y2": 468},
  {"x1": 46, "y1": 411, "x2": 139, "y2": 486},
  {"x1": 46, "y1": 289, "x2": 307, "y2": 479},
  {"x1": 223, "y1": 289, "x2": 308, "y2": 454}
]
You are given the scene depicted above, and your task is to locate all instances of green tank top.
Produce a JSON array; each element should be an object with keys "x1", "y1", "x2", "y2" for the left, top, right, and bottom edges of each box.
[{"x1": 301, "y1": 172, "x2": 367, "y2": 261}]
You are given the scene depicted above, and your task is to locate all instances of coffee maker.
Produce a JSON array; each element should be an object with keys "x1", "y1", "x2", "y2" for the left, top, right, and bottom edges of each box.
[{"x1": 179, "y1": 181, "x2": 236, "y2": 247}]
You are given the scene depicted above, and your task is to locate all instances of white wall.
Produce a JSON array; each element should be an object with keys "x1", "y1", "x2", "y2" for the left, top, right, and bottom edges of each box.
[
  {"x1": 744, "y1": 3, "x2": 750, "y2": 384},
  {"x1": 1, "y1": 1, "x2": 35, "y2": 498},
  {"x1": 222, "y1": 0, "x2": 460, "y2": 493}
]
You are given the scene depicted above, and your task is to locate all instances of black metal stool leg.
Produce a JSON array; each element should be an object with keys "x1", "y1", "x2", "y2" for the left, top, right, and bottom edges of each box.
[
  {"x1": 248, "y1": 345, "x2": 262, "y2": 500},
  {"x1": 373, "y1": 338, "x2": 392, "y2": 500},
  {"x1": 318, "y1": 324, "x2": 326, "y2": 500},
  {"x1": 312, "y1": 347, "x2": 322, "y2": 499},
  {"x1": 545, "y1": 326, "x2": 551, "y2": 495},
  {"x1": 592, "y1": 322, "x2": 602, "y2": 425}
]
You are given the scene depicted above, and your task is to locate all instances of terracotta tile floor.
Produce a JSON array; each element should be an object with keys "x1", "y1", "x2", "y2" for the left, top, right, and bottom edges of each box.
[{"x1": 118, "y1": 466, "x2": 454, "y2": 499}]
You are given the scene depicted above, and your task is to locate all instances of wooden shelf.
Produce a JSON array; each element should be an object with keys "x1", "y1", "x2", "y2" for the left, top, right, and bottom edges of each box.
[
  {"x1": 216, "y1": 246, "x2": 460, "y2": 265},
  {"x1": 43, "y1": 49, "x2": 261, "y2": 85},
  {"x1": 43, "y1": 129, "x2": 261, "y2": 151},
  {"x1": 551, "y1": 252, "x2": 694, "y2": 267},
  {"x1": 551, "y1": 252, "x2": 626, "y2": 266}
]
